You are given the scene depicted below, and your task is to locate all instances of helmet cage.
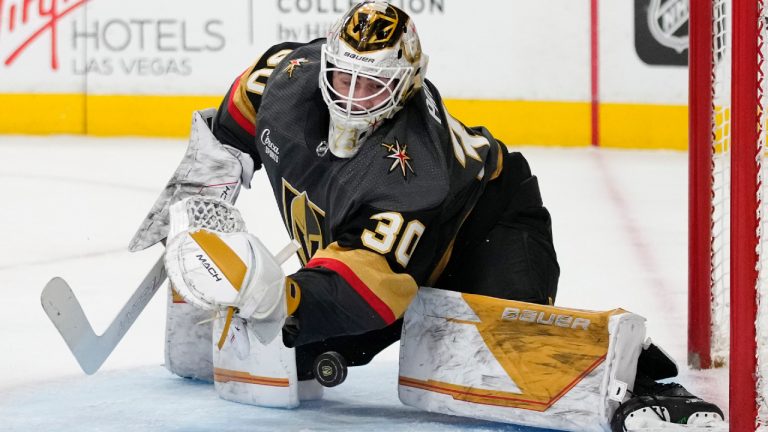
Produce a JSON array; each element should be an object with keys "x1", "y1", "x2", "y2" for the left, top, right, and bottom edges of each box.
[{"x1": 320, "y1": 47, "x2": 415, "y2": 123}]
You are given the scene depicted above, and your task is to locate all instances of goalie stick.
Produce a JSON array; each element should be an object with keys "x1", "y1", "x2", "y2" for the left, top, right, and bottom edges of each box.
[
  {"x1": 40, "y1": 255, "x2": 167, "y2": 375},
  {"x1": 40, "y1": 236, "x2": 299, "y2": 375}
]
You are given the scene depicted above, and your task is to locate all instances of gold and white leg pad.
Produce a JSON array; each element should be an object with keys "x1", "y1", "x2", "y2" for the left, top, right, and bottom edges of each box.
[
  {"x1": 212, "y1": 312, "x2": 300, "y2": 408},
  {"x1": 398, "y1": 287, "x2": 646, "y2": 431}
]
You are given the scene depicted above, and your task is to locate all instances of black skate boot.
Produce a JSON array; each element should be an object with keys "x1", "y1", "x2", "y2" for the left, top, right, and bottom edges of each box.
[{"x1": 610, "y1": 380, "x2": 725, "y2": 431}]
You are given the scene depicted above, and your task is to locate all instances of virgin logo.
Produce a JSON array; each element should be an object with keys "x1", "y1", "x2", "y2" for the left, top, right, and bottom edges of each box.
[{"x1": 0, "y1": 0, "x2": 90, "y2": 70}]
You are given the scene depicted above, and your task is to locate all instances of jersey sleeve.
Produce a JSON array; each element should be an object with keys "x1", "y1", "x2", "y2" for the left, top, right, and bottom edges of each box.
[
  {"x1": 286, "y1": 204, "x2": 441, "y2": 347},
  {"x1": 212, "y1": 42, "x2": 304, "y2": 170}
]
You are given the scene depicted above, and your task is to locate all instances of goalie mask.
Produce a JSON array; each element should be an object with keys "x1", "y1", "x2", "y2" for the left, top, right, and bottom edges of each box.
[{"x1": 320, "y1": 1, "x2": 428, "y2": 158}]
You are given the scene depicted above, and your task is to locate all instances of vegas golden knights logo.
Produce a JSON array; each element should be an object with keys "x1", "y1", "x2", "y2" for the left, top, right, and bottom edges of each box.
[
  {"x1": 341, "y1": 3, "x2": 408, "y2": 52},
  {"x1": 282, "y1": 179, "x2": 325, "y2": 265}
]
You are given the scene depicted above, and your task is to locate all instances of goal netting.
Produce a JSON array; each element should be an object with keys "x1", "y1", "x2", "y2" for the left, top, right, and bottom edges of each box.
[{"x1": 688, "y1": 0, "x2": 768, "y2": 427}]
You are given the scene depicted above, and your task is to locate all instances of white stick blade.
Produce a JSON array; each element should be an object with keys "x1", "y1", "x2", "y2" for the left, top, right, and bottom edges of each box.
[{"x1": 41, "y1": 278, "x2": 104, "y2": 374}]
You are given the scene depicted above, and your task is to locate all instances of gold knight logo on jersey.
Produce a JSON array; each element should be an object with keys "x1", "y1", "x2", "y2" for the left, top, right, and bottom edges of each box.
[
  {"x1": 282, "y1": 179, "x2": 326, "y2": 265},
  {"x1": 382, "y1": 139, "x2": 415, "y2": 179}
]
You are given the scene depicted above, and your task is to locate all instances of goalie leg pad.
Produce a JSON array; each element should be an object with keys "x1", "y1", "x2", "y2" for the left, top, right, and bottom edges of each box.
[
  {"x1": 212, "y1": 314, "x2": 300, "y2": 408},
  {"x1": 398, "y1": 287, "x2": 646, "y2": 431},
  {"x1": 163, "y1": 285, "x2": 214, "y2": 382}
]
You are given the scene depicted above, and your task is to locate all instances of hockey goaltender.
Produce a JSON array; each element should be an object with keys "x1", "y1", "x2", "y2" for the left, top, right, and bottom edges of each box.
[{"x1": 127, "y1": 1, "x2": 725, "y2": 430}]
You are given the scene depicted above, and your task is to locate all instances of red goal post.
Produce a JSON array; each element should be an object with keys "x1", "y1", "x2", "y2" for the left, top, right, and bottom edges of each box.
[{"x1": 688, "y1": 0, "x2": 766, "y2": 429}]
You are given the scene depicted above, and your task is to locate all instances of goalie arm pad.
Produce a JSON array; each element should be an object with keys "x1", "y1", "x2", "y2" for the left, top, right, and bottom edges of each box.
[{"x1": 128, "y1": 108, "x2": 256, "y2": 252}]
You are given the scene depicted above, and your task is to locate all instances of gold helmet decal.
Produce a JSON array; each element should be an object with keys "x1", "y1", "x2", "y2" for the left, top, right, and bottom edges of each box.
[{"x1": 341, "y1": 2, "x2": 409, "y2": 52}]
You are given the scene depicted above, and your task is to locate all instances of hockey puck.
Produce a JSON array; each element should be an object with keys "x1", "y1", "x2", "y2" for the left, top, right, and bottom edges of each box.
[{"x1": 312, "y1": 351, "x2": 347, "y2": 387}]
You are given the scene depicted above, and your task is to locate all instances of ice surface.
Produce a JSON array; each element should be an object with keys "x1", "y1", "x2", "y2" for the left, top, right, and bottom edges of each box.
[{"x1": 0, "y1": 136, "x2": 728, "y2": 430}]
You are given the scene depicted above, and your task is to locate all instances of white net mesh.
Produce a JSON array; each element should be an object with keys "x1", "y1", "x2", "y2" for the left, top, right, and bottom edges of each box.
[
  {"x1": 711, "y1": 0, "x2": 768, "y2": 426},
  {"x1": 186, "y1": 196, "x2": 245, "y2": 233},
  {"x1": 166, "y1": 196, "x2": 247, "y2": 243},
  {"x1": 710, "y1": 0, "x2": 732, "y2": 369},
  {"x1": 757, "y1": 1, "x2": 768, "y2": 427},
  {"x1": 184, "y1": 196, "x2": 247, "y2": 233}
]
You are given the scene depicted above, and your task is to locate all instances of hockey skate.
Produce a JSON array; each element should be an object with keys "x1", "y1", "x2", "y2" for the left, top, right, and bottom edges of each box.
[{"x1": 610, "y1": 381, "x2": 725, "y2": 431}]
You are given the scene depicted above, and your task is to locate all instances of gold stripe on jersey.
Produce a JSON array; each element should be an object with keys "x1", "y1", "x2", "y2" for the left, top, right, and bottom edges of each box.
[
  {"x1": 489, "y1": 144, "x2": 504, "y2": 181},
  {"x1": 312, "y1": 242, "x2": 418, "y2": 319},
  {"x1": 426, "y1": 200, "x2": 483, "y2": 287},
  {"x1": 233, "y1": 60, "x2": 260, "y2": 126},
  {"x1": 285, "y1": 277, "x2": 302, "y2": 316},
  {"x1": 427, "y1": 238, "x2": 455, "y2": 286},
  {"x1": 427, "y1": 144, "x2": 503, "y2": 285}
]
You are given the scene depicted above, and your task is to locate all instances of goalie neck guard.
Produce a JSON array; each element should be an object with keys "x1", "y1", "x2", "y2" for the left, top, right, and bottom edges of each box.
[{"x1": 320, "y1": 1, "x2": 428, "y2": 158}]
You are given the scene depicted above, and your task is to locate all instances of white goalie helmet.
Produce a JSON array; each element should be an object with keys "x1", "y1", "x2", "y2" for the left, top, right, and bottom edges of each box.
[{"x1": 320, "y1": 1, "x2": 428, "y2": 158}]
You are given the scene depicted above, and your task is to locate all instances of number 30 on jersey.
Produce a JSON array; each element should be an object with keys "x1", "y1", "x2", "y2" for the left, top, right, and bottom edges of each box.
[{"x1": 362, "y1": 212, "x2": 425, "y2": 268}]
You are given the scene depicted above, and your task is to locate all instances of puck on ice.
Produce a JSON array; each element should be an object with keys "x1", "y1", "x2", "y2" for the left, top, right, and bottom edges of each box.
[{"x1": 313, "y1": 351, "x2": 348, "y2": 387}]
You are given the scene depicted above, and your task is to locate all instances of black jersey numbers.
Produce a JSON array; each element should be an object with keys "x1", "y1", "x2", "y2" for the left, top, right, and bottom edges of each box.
[
  {"x1": 361, "y1": 212, "x2": 425, "y2": 267},
  {"x1": 246, "y1": 49, "x2": 293, "y2": 95}
]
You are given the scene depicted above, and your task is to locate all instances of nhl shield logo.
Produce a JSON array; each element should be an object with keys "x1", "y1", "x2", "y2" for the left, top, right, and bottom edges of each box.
[
  {"x1": 647, "y1": 0, "x2": 688, "y2": 53},
  {"x1": 634, "y1": 0, "x2": 688, "y2": 66}
]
